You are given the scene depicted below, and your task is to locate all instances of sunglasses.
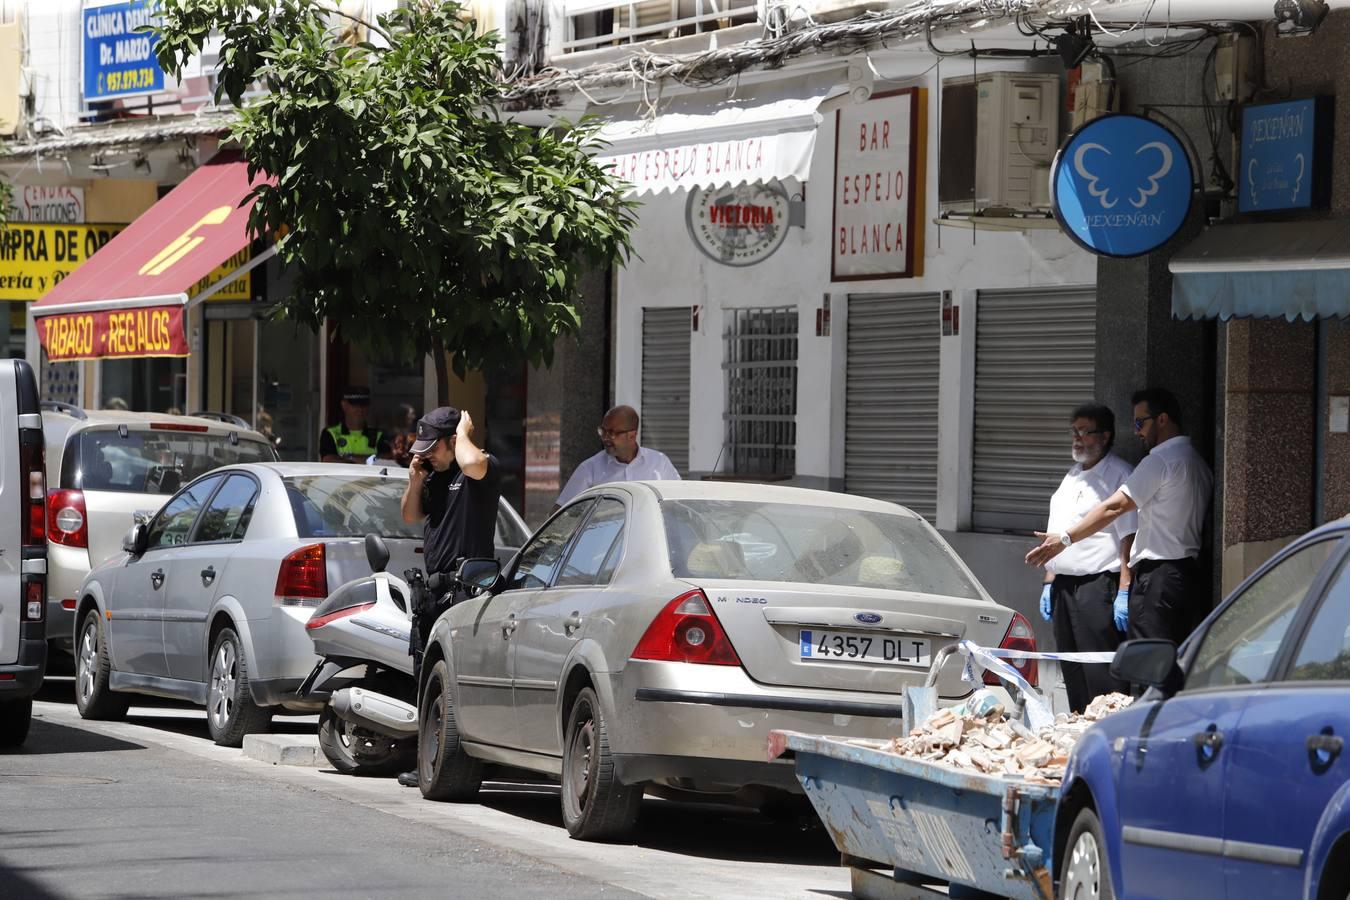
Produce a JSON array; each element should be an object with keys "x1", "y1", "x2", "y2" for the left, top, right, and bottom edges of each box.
[
  {"x1": 597, "y1": 428, "x2": 636, "y2": 439},
  {"x1": 1133, "y1": 415, "x2": 1155, "y2": 431}
]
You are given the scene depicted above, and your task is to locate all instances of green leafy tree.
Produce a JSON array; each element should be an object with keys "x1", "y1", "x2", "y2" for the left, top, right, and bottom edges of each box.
[{"x1": 153, "y1": 0, "x2": 637, "y2": 400}]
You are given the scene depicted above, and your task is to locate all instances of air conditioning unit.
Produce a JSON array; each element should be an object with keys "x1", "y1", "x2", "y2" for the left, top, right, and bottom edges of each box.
[{"x1": 939, "y1": 72, "x2": 1060, "y2": 215}]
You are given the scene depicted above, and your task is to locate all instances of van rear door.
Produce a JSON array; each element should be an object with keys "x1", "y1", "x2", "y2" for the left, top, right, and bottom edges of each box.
[{"x1": 0, "y1": 361, "x2": 44, "y2": 667}]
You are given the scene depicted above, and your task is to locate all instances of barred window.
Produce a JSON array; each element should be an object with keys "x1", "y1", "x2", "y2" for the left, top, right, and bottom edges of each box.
[{"x1": 723, "y1": 306, "x2": 796, "y2": 477}]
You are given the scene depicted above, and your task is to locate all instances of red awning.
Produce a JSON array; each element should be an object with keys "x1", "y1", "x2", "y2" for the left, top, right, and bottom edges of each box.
[{"x1": 33, "y1": 151, "x2": 268, "y2": 361}]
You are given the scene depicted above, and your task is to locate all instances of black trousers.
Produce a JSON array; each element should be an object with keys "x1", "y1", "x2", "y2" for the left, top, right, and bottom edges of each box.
[
  {"x1": 1128, "y1": 557, "x2": 1201, "y2": 645},
  {"x1": 1052, "y1": 571, "x2": 1126, "y2": 713}
]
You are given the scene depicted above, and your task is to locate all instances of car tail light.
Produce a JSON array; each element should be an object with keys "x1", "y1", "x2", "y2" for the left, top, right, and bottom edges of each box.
[
  {"x1": 985, "y1": 611, "x2": 1038, "y2": 688},
  {"x1": 305, "y1": 602, "x2": 375, "y2": 631},
  {"x1": 23, "y1": 581, "x2": 43, "y2": 622},
  {"x1": 631, "y1": 589, "x2": 741, "y2": 666},
  {"x1": 19, "y1": 440, "x2": 45, "y2": 547},
  {"x1": 275, "y1": 544, "x2": 328, "y2": 602},
  {"x1": 47, "y1": 489, "x2": 88, "y2": 548}
]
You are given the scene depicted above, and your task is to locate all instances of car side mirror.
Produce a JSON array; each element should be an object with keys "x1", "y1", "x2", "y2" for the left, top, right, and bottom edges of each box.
[
  {"x1": 122, "y1": 523, "x2": 148, "y2": 556},
  {"x1": 1111, "y1": 639, "x2": 1183, "y2": 696},
  {"x1": 457, "y1": 558, "x2": 502, "y2": 595},
  {"x1": 365, "y1": 533, "x2": 390, "y2": 574}
]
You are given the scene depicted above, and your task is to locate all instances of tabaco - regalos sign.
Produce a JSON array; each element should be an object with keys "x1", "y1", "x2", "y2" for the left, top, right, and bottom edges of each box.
[
  {"x1": 832, "y1": 88, "x2": 927, "y2": 281},
  {"x1": 685, "y1": 181, "x2": 791, "y2": 266},
  {"x1": 41, "y1": 305, "x2": 186, "y2": 362},
  {"x1": 0, "y1": 223, "x2": 123, "y2": 301}
]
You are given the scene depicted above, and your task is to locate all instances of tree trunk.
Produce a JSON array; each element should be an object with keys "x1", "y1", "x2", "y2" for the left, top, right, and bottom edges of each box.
[{"x1": 432, "y1": 339, "x2": 450, "y2": 408}]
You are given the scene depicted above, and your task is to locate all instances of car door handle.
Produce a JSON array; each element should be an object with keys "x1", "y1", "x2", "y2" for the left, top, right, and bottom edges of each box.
[
  {"x1": 564, "y1": 612, "x2": 583, "y2": 636},
  {"x1": 502, "y1": 615, "x2": 518, "y2": 639},
  {"x1": 1192, "y1": 727, "x2": 1224, "y2": 765},
  {"x1": 200, "y1": 566, "x2": 216, "y2": 586},
  {"x1": 1308, "y1": 731, "x2": 1343, "y2": 773},
  {"x1": 151, "y1": 569, "x2": 165, "y2": 589}
]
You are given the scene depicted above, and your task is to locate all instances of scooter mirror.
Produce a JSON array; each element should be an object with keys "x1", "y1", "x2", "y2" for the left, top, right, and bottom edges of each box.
[{"x1": 365, "y1": 533, "x2": 391, "y2": 573}]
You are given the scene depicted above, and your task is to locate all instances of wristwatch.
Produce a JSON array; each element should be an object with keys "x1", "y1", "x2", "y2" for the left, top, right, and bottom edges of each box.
[{"x1": 1059, "y1": 532, "x2": 1073, "y2": 547}]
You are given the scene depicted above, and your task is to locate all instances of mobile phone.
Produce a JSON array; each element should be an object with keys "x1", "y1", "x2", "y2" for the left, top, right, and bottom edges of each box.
[{"x1": 419, "y1": 459, "x2": 433, "y2": 472}]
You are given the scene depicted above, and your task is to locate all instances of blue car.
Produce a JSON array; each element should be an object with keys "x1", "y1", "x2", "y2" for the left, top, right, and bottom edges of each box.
[{"x1": 1054, "y1": 519, "x2": 1350, "y2": 900}]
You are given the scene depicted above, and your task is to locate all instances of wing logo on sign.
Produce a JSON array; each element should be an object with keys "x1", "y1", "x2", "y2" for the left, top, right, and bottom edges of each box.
[
  {"x1": 139, "y1": 205, "x2": 232, "y2": 276},
  {"x1": 1071, "y1": 141, "x2": 1174, "y2": 211},
  {"x1": 1051, "y1": 114, "x2": 1193, "y2": 258}
]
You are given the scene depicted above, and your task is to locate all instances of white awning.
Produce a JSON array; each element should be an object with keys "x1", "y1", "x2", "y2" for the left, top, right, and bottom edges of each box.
[{"x1": 591, "y1": 79, "x2": 839, "y2": 196}]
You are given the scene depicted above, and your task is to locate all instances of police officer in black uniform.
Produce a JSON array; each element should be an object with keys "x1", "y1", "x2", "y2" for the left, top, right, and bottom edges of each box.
[{"x1": 396, "y1": 406, "x2": 501, "y2": 786}]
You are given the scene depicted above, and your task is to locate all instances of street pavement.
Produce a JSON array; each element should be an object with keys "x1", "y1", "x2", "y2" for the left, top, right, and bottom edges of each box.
[{"x1": 0, "y1": 677, "x2": 852, "y2": 900}]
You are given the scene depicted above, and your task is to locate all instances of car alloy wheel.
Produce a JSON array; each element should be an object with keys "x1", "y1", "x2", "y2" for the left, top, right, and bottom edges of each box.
[
  {"x1": 76, "y1": 619, "x2": 99, "y2": 707},
  {"x1": 208, "y1": 639, "x2": 239, "y2": 733}
]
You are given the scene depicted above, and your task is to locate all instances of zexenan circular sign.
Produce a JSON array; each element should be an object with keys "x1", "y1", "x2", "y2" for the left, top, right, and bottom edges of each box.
[
  {"x1": 1051, "y1": 114, "x2": 1194, "y2": 258},
  {"x1": 685, "y1": 181, "x2": 791, "y2": 266}
]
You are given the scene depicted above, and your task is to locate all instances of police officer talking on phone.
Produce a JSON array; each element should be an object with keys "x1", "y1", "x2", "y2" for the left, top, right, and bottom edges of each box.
[{"x1": 397, "y1": 406, "x2": 501, "y2": 785}]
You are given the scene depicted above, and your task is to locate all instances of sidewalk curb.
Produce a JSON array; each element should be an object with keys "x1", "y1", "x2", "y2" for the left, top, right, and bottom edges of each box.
[{"x1": 243, "y1": 733, "x2": 324, "y2": 767}]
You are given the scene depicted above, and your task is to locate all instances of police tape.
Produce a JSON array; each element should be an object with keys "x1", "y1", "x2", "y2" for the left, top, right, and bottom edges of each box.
[{"x1": 952, "y1": 639, "x2": 1115, "y2": 730}]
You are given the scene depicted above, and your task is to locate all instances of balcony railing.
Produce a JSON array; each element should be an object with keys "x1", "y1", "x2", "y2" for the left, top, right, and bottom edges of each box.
[{"x1": 560, "y1": 0, "x2": 764, "y2": 55}]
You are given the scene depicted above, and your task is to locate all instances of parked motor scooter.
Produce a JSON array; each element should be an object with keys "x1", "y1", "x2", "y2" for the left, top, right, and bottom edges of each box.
[
  {"x1": 297, "y1": 534, "x2": 500, "y2": 777},
  {"x1": 297, "y1": 533, "x2": 421, "y2": 776}
]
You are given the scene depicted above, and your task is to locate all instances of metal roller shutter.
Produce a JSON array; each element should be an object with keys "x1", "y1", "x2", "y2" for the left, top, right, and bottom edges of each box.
[
  {"x1": 972, "y1": 286, "x2": 1096, "y2": 533},
  {"x1": 641, "y1": 307, "x2": 691, "y2": 474},
  {"x1": 845, "y1": 293, "x2": 941, "y2": 521}
]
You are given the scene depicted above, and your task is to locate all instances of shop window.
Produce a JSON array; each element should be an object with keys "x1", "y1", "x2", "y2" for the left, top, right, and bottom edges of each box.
[{"x1": 724, "y1": 306, "x2": 796, "y2": 478}]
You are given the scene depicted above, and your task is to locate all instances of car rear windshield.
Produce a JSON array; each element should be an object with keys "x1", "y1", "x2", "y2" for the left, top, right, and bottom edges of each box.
[
  {"x1": 284, "y1": 475, "x2": 422, "y2": 539},
  {"x1": 662, "y1": 499, "x2": 985, "y2": 599},
  {"x1": 68, "y1": 428, "x2": 278, "y2": 494}
]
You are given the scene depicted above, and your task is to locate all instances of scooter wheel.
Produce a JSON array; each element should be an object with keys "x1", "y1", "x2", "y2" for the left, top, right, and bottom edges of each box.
[{"x1": 318, "y1": 706, "x2": 412, "y2": 777}]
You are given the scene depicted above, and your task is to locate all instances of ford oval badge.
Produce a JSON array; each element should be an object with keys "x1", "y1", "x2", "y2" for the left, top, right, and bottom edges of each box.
[{"x1": 854, "y1": 612, "x2": 882, "y2": 625}]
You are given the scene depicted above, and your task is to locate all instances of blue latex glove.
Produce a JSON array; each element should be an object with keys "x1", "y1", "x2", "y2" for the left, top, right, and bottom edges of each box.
[
  {"x1": 1039, "y1": 583, "x2": 1053, "y2": 622},
  {"x1": 1114, "y1": 588, "x2": 1130, "y2": 632}
]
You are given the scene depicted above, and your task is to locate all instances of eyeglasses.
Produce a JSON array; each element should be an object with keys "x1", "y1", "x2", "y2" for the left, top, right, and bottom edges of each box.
[
  {"x1": 597, "y1": 427, "x2": 636, "y2": 439},
  {"x1": 1070, "y1": 428, "x2": 1104, "y2": 439},
  {"x1": 1133, "y1": 415, "x2": 1155, "y2": 432}
]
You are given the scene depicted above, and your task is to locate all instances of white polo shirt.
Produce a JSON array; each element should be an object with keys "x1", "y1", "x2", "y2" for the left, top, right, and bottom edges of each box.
[
  {"x1": 556, "y1": 446, "x2": 680, "y2": 505},
  {"x1": 1120, "y1": 436, "x2": 1212, "y2": 566},
  {"x1": 1046, "y1": 452, "x2": 1138, "y2": 576}
]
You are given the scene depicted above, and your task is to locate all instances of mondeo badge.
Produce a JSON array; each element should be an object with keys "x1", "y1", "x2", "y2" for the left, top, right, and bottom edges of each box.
[{"x1": 854, "y1": 612, "x2": 882, "y2": 625}]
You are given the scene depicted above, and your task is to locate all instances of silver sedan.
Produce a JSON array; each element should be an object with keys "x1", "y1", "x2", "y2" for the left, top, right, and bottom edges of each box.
[
  {"x1": 416, "y1": 480, "x2": 1036, "y2": 840},
  {"x1": 73, "y1": 462, "x2": 528, "y2": 746}
]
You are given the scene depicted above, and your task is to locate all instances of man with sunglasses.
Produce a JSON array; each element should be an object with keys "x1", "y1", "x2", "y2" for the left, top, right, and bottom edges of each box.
[
  {"x1": 1038, "y1": 403, "x2": 1136, "y2": 712},
  {"x1": 1027, "y1": 387, "x2": 1212, "y2": 646},
  {"x1": 555, "y1": 404, "x2": 679, "y2": 508}
]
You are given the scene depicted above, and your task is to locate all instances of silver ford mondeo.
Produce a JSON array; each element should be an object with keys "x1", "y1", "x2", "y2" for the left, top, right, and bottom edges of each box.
[{"x1": 415, "y1": 480, "x2": 1035, "y2": 841}]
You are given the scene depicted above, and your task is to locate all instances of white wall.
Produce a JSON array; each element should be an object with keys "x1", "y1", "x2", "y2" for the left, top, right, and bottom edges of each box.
[
  {"x1": 615, "y1": 55, "x2": 1095, "y2": 485},
  {"x1": 20, "y1": 0, "x2": 83, "y2": 135},
  {"x1": 612, "y1": 53, "x2": 1098, "y2": 617}
]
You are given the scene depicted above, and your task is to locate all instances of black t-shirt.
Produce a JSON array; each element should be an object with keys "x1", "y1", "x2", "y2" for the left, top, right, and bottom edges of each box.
[{"x1": 422, "y1": 456, "x2": 502, "y2": 574}]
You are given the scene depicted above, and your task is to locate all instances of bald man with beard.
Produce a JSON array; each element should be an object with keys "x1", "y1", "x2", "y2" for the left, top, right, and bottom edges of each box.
[{"x1": 555, "y1": 405, "x2": 680, "y2": 509}]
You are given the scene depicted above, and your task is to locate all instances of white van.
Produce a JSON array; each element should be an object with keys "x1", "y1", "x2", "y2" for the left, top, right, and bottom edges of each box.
[{"x1": 1, "y1": 359, "x2": 47, "y2": 747}]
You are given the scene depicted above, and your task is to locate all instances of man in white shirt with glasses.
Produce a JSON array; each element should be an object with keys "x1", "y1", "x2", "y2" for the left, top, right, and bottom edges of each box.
[
  {"x1": 1038, "y1": 403, "x2": 1137, "y2": 712},
  {"x1": 1027, "y1": 387, "x2": 1212, "y2": 646},
  {"x1": 555, "y1": 405, "x2": 680, "y2": 508}
]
